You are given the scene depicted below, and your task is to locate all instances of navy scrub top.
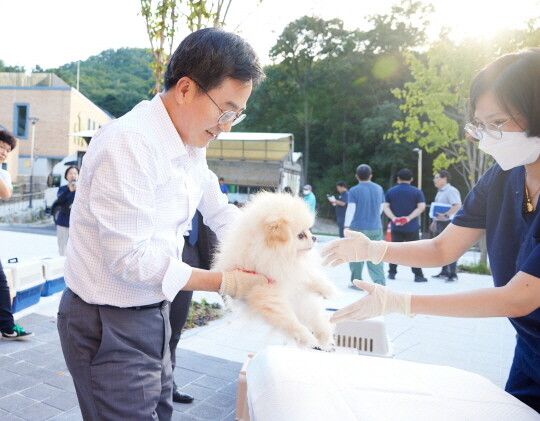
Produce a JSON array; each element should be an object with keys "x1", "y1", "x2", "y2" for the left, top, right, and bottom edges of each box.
[{"x1": 452, "y1": 163, "x2": 540, "y2": 387}]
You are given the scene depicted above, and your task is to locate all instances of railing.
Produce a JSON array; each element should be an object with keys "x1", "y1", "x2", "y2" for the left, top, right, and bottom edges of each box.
[{"x1": 0, "y1": 192, "x2": 47, "y2": 221}]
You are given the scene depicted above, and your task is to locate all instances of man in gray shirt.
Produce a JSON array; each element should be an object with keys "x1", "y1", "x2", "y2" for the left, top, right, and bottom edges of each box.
[{"x1": 430, "y1": 170, "x2": 462, "y2": 282}]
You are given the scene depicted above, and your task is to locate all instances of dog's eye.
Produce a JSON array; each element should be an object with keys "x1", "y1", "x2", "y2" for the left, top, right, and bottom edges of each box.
[{"x1": 298, "y1": 232, "x2": 306, "y2": 240}]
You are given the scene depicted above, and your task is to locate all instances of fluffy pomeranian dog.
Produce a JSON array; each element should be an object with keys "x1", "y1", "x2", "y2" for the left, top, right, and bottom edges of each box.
[{"x1": 212, "y1": 192, "x2": 337, "y2": 349}]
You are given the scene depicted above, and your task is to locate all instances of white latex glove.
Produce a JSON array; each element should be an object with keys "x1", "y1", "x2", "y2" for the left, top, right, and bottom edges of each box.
[
  {"x1": 330, "y1": 280, "x2": 414, "y2": 323},
  {"x1": 218, "y1": 269, "x2": 269, "y2": 299},
  {"x1": 321, "y1": 229, "x2": 388, "y2": 267}
]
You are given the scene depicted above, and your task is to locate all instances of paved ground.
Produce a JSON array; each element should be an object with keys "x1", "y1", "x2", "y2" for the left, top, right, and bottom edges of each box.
[
  {"x1": 0, "y1": 221, "x2": 526, "y2": 419},
  {"x1": 0, "y1": 313, "x2": 241, "y2": 421}
]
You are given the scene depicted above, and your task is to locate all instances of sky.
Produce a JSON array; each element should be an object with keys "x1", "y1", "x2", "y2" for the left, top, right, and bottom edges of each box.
[{"x1": 1, "y1": 0, "x2": 539, "y2": 72}]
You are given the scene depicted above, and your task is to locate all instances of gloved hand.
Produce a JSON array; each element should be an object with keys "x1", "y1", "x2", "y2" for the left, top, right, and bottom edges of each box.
[
  {"x1": 218, "y1": 269, "x2": 269, "y2": 299},
  {"x1": 321, "y1": 229, "x2": 388, "y2": 267},
  {"x1": 330, "y1": 280, "x2": 414, "y2": 323}
]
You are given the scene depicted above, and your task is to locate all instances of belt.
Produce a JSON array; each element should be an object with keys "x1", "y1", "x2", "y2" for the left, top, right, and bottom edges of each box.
[
  {"x1": 68, "y1": 288, "x2": 168, "y2": 311},
  {"x1": 126, "y1": 301, "x2": 168, "y2": 310}
]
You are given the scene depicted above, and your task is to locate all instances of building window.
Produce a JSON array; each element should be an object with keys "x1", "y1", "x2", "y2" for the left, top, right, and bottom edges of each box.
[
  {"x1": 87, "y1": 118, "x2": 91, "y2": 130},
  {"x1": 14, "y1": 103, "x2": 29, "y2": 139}
]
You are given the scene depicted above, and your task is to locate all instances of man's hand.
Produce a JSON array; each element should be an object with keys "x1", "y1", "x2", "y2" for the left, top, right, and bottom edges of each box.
[
  {"x1": 392, "y1": 217, "x2": 409, "y2": 226},
  {"x1": 218, "y1": 269, "x2": 269, "y2": 299},
  {"x1": 330, "y1": 280, "x2": 414, "y2": 323},
  {"x1": 321, "y1": 229, "x2": 388, "y2": 267}
]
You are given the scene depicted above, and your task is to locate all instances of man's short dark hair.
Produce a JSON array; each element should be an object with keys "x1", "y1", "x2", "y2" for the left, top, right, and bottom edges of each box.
[
  {"x1": 437, "y1": 170, "x2": 451, "y2": 182},
  {"x1": 336, "y1": 181, "x2": 347, "y2": 188},
  {"x1": 164, "y1": 27, "x2": 265, "y2": 92},
  {"x1": 396, "y1": 168, "x2": 413, "y2": 181},
  {"x1": 356, "y1": 164, "x2": 372, "y2": 181},
  {"x1": 0, "y1": 130, "x2": 17, "y2": 150}
]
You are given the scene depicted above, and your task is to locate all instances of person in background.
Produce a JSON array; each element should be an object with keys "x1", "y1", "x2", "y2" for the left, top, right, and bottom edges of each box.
[
  {"x1": 345, "y1": 164, "x2": 385, "y2": 286},
  {"x1": 54, "y1": 166, "x2": 79, "y2": 256},
  {"x1": 57, "y1": 27, "x2": 266, "y2": 420},
  {"x1": 328, "y1": 181, "x2": 348, "y2": 238},
  {"x1": 383, "y1": 168, "x2": 427, "y2": 282},
  {"x1": 283, "y1": 186, "x2": 293, "y2": 195},
  {"x1": 219, "y1": 177, "x2": 229, "y2": 195},
  {"x1": 430, "y1": 170, "x2": 462, "y2": 282},
  {"x1": 169, "y1": 211, "x2": 217, "y2": 404},
  {"x1": 303, "y1": 184, "x2": 316, "y2": 213},
  {"x1": 322, "y1": 48, "x2": 540, "y2": 412},
  {"x1": 0, "y1": 129, "x2": 34, "y2": 340}
]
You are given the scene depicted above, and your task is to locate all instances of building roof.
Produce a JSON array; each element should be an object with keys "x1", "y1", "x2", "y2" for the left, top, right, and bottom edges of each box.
[
  {"x1": 0, "y1": 72, "x2": 70, "y2": 88},
  {"x1": 207, "y1": 132, "x2": 294, "y2": 162}
]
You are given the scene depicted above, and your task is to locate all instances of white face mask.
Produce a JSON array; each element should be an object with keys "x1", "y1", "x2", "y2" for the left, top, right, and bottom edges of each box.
[
  {"x1": 303, "y1": 190, "x2": 310, "y2": 195},
  {"x1": 479, "y1": 131, "x2": 540, "y2": 171}
]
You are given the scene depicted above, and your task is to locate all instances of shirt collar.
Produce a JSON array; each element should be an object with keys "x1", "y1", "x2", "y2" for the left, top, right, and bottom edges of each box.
[
  {"x1": 439, "y1": 183, "x2": 450, "y2": 192},
  {"x1": 151, "y1": 94, "x2": 188, "y2": 161}
]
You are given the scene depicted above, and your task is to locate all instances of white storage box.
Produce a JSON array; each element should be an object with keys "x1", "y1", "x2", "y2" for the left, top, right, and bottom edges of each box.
[
  {"x1": 6, "y1": 258, "x2": 45, "y2": 312},
  {"x1": 327, "y1": 311, "x2": 393, "y2": 357},
  {"x1": 41, "y1": 257, "x2": 66, "y2": 296}
]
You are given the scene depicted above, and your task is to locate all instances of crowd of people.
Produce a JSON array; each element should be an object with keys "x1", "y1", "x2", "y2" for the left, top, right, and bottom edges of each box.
[{"x1": 0, "y1": 27, "x2": 539, "y2": 416}]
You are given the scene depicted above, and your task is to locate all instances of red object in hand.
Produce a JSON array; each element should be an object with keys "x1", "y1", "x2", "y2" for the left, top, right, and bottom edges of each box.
[{"x1": 393, "y1": 217, "x2": 409, "y2": 226}]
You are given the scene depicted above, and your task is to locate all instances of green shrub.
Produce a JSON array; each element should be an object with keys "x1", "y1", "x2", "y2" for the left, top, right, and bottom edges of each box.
[
  {"x1": 458, "y1": 262, "x2": 491, "y2": 275},
  {"x1": 183, "y1": 299, "x2": 223, "y2": 330}
]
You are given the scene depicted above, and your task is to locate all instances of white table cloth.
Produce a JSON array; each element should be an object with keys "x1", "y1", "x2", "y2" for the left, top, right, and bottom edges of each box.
[{"x1": 246, "y1": 346, "x2": 539, "y2": 421}]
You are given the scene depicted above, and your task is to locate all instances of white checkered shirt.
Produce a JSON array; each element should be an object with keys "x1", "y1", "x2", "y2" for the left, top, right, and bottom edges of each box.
[{"x1": 64, "y1": 94, "x2": 239, "y2": 306}]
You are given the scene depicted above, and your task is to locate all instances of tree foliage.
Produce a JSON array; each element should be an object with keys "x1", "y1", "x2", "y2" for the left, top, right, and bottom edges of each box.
[
  {"x1": 140, "y1": 0, "x2": 178, "y2": 93},
  {"x1": 51, "y1": 48, "x2": 154, "y2": 118}
]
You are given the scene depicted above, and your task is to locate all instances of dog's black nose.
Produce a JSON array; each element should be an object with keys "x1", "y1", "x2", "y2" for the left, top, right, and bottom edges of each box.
[{"x1": 312, "y1": 235, "x2": 317, "y2": 242}]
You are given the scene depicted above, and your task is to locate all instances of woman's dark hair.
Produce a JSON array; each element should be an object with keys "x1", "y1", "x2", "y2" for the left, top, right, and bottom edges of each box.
[
  {"x1": 469, "y1": 48, "x2": 540, "y2": 136},
  {"x1": 164, "y1": 27, "x2": 265, "y2": 92},
  {"x1": 0, "y1": 130, "x2": 17, "y2": 150},
  {"x1": 64, "y1": 166, "x2": 79, "y2": 180}
]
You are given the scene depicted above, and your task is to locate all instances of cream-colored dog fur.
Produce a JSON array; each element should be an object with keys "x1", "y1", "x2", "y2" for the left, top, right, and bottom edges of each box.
[{"x1": 212, "y1": 192, "x2": 337, "y2": 349}]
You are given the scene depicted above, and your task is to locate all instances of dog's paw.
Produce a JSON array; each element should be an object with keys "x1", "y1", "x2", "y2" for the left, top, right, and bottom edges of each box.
[
  {"x1": 315, "y1": 331, "x2": 335, "y2": 351},
  {"x1": 294, "y1": 327, "x2": 319, "y2": 349},
  {"x1": 314, "y1": 282, "x2": 338, "y2": 299}
]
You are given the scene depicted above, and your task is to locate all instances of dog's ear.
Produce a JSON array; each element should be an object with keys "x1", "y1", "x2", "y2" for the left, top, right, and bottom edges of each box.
[{"x1": 263, "y1": 216, "x2": 291, "y2": 246}]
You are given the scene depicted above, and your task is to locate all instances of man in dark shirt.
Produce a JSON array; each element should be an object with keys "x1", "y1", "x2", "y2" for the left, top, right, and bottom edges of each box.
[
  {"x1": 383, "y1": 168, "x2": 427, "y2": 282},
  {"x1": 328, "y1": 181, "x2": 348, "y2": 238}
]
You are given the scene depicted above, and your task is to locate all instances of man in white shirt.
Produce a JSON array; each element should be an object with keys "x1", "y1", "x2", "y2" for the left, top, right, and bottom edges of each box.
[
  {"x1": 57, "y1": 28, "x2": 266, "y2": 420},
  {"x1": 430, "y1": 170, "x2": 462, "y2": 282}
]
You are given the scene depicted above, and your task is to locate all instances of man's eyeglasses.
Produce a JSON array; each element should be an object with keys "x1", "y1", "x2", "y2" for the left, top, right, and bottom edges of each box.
[
  {"x1": 191, "y1": 78, "x2": 246, "y2": 126},
  {"x1": 464, "y1": 116, "x2": 514, "y2": 141}
]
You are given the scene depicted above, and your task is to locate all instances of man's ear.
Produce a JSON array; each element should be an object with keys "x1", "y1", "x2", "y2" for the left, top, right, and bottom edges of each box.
[
  {"x1": 174, "y1": 77, "x2": 196, "y2": 105},
  {"x1": 263, "y1": 216, "x2": 291, "y2": 247}
]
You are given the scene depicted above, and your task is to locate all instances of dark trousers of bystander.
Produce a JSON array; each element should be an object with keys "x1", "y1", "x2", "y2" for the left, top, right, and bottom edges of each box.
[
  {"x1": 388, "y1": 230, "x2": 425, "y2": 277},
  {"x1": 0, "y1": 260, "x2": 15, "y2": 331}
]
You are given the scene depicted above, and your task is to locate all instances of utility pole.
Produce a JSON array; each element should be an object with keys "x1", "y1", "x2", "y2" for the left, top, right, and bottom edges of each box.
[
  {"x1": 28, "y1": 117, "x2": 39, "y2": 208},
  {"x1": 412, "y1": 147, "x2": 423, "y2": 191}
]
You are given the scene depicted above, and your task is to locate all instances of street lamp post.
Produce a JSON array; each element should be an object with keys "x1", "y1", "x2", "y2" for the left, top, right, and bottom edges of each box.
[
  {"x1": 28, "y1": 117, "x2": 39, "y2": 208},
  {"x1": 412, "y1": 147, "x2": 422, "y2": 191}
]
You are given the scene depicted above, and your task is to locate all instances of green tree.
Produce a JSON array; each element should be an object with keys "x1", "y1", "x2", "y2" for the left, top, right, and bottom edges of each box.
[
  {"x1": 270, "y1": 16, "x2": 357, "y2": 183},
  {"x1": 387, "y1": 38, "x2": 495, "y2": 191},
  {"x1": 140, "y1": 0, "x2": 178, "y2": 93},
  {"x1": 52, "y1": 48, "x2": 154, "y2": 117}
]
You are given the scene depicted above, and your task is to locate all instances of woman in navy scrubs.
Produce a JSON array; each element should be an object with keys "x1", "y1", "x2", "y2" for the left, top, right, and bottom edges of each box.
[{"x1": 322, "y1": 48, "x2": 540, "y2": 411}]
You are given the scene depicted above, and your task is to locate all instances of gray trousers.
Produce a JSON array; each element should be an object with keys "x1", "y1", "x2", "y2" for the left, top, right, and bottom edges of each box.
[{"x1": 57, "y1": 288, "x2": 173, "y2": 421}]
